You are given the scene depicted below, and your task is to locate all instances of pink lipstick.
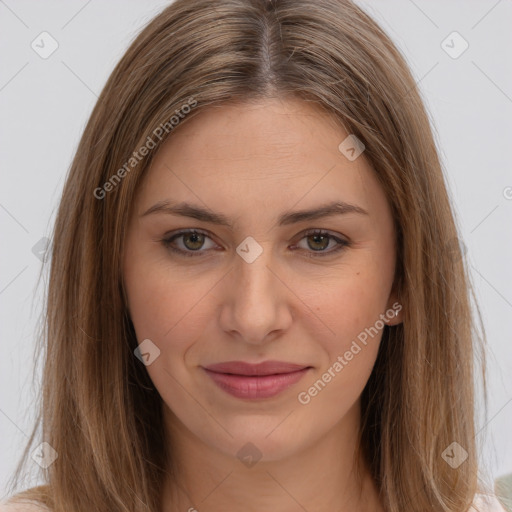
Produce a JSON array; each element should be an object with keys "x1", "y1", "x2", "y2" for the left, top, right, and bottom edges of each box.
[{"x1": 202, "y1": 360, "x2": 311, "y2": 399}]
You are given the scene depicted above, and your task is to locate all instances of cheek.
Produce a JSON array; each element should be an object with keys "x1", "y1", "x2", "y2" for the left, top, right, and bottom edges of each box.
[
  {"x1": 126, "y1": 269, "x2": 188, "y2": 341},
  {"x1": 295, "y1": 274, "x2": 387, "y2": 413},
  {"x1": 296, "y1": 262, "x2": 393, "y2": 408},
  {"x1": 124, "y1": 250, "x2": 220, "y2": 356},
  {"x1": 328, "y1": 238, "x2": 394, "y2": 344},
  {"x1": 124, "y1": 262, "x2": 210, "y2": 409},
  {"x1": 311, "y1": 270, "x2": 390, "y2": 347}
]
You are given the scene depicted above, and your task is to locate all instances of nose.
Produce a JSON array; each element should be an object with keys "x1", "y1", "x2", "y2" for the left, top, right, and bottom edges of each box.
[{"x1": 218, "y1": 246, "x2": 293, "y2": 346}]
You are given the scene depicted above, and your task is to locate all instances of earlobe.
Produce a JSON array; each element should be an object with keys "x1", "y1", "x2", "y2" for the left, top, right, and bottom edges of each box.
[
  {"x1": 385, "y1": 306, "x2": 402, "y2": 326},
  {"x1": 384, "y1": 291, "x2": 403, "y2": 326}
]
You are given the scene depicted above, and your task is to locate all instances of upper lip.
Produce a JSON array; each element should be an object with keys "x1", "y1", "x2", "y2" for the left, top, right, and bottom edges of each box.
[{"x1": 203, "y1": 360, "x2": 310, "y2": 376}]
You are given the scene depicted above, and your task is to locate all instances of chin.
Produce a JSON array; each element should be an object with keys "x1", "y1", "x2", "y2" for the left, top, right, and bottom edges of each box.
[{"x1": 203, "y1": 414, "x2": 315, "y2": 464}]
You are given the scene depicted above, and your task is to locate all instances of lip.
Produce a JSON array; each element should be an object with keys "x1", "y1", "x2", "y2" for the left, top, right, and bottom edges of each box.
[
  {"x1": 204, "y1": 360, "x2": 309, "y2": 376},
  {"x1": 202, "y1": 360, "x2": 312, "y2": 399}
]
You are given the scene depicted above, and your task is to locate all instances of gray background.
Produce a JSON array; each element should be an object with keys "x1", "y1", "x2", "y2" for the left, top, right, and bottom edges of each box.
[{"x1": 1, "y1": 0, "x2": 511, "y2": 499}]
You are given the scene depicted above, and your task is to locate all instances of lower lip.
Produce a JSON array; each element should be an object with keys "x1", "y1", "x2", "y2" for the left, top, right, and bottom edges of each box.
[{"x1": 203, "y1": 367, "x2": 310, "y2": 399}]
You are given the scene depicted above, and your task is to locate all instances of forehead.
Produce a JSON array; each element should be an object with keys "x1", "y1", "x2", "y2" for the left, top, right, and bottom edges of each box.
[
  {"x1": 135, "y1": 98, "x2": 390, "y2": 223},
  {"x1": 161, "y1": 98, "x2": 344, "y2": 172}
]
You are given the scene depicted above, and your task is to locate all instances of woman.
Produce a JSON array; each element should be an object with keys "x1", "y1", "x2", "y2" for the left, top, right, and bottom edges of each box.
[{"x1": 2, "y1": 0, "x2": 506, "y2": 510}]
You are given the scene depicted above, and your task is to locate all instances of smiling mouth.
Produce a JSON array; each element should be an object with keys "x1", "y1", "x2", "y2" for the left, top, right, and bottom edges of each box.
[{"x1": 201, "y1": 361, "x2": 312, "y2": 399}]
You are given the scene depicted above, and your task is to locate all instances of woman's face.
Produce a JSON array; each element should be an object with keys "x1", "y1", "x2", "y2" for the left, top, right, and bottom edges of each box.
[{"x1": 123, "y1": 97, "x2": 400, "y2": 462}]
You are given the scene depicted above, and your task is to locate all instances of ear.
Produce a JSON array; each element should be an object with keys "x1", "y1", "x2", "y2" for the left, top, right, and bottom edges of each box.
[{"x1": 384, "y1": 287, "x2": 403, "y2": 326}]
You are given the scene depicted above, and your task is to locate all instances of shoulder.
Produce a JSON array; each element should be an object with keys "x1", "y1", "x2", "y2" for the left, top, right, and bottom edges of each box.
[
  {"x1": 469, "y1": 493, "x2": 507, "y2": 512},
  {"x1": 0, "y1": 500, "x2": 50, "y2": 512}
]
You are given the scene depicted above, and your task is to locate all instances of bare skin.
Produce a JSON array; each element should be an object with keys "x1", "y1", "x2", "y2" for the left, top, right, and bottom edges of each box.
[{"x1": 123, "y1": 97, "x2": 401, "y2": 512}]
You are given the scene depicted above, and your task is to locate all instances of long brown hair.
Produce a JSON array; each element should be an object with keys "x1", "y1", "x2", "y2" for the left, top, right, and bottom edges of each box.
[{"x1": 5, "y1": 0, "x2": 490, "y2": 510}]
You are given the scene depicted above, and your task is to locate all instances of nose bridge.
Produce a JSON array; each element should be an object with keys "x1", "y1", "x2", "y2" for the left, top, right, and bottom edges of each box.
[
  {"x1": 237, "y1": 246, "x2": 275, "y2": 302},
  {"x1": 220, "y1": 237, "x2": 290, "y2": 343},
  {"x1": 235, "y1": 237, "x2": 279, "y2": 311}
]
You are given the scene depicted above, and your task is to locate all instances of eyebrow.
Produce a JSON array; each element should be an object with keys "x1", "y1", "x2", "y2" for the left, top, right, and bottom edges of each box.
[{"x1": 140, "y1": 200, "x2": 368, "y2": 227}]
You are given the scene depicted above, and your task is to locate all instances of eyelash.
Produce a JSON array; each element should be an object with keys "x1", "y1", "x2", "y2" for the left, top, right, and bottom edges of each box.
[{"x1": 160, "y1": 229, "x2": 349, "y2": 259}]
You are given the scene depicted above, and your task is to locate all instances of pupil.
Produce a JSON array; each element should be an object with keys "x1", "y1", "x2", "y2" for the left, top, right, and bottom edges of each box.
[
  {"x1": 184, "y1": 233, "x2": 203, "y2": 250},
  {"x1": 309, "y1": 234, "x2": 328, "y2": 251}
]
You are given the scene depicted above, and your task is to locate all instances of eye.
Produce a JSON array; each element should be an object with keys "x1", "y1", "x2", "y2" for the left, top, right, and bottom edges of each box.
[
  {"x1": 160, "y1": 228, "x2": 349, "y2": 258},
  {"x1": 161, "y1": 229, "x2": 218, "y2": 258},
  {"x1": 290, "y1": 229, "x2": 349, "y2": 258}
]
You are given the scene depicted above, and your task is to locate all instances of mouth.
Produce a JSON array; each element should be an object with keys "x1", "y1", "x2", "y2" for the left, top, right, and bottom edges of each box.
[{"x1": 201, "y1": 360, "x2": 312, "y2": 399}]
